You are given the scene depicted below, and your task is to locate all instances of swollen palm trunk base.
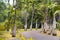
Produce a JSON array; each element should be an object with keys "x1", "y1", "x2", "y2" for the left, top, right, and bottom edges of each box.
[
  {"x1": 11, "y1": 25, "x2": 16, "y2": 37},
  {"x1": 24, "y1": 25, "x2": 27, "y2": 31},
  {"x1": 51, "y1": 15, "x2": 57, "y2": 36},
  {"x1": 44, "y1": 22, "x2": 49, "y2": 31},
  {"x1": 30, "y1": 24, "x2": 32, "y2": 31},
  {"x1": 36, "y1": 20, "x2": 38, "y2": 30}
]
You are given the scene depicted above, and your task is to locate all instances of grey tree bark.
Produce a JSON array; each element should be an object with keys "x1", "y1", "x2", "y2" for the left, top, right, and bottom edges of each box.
[
  {"x1": 7, "y1": 0, "x2": 10, "y2": 31},
  {"x1": 30, "y1": 10, "x2": 34, "y2": 30},
  {"x1": 24, "y1": 14, "x2": 27, "y2": 31},
  {"x1": 30, "y1": 2, "x2": 34, "y2": 31},
  {"x1": 11, "y1": 0, "x2": 16, "y2": 37},
  {"x1": 35, "y1": 20, "x2": 38, "y2": 30},
  {"x1": 42, "y1": 5, "x2": 48, "y2": 33}
]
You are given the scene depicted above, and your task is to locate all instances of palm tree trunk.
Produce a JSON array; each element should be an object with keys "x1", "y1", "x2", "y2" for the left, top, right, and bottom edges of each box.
[
  {"x1": 44, "y1": 14, "x2": 48, "y2": 32},
  {"x1": 36, "y1": 20, "x2": 38, "y2": 30},
  {"x1": 11, "y1": 24, "x2": 16, "y2": 37},
  {"x1": 24, "y1": 0, "x2": 28, "y2": 31},
  {"x1": 53, "y1": 15, "x2": 56, "y2": 29},
  {"x1": 30, "y1": 10, "x2": 34, "y2": 30},
  {"x1": 24, "y1": 15, "x2": 27, "y2": 31},
  {"x1": 43, "y1": 8, "x2": 48, "y2": 33},
  {"x1": 51, "y1": 15, "x2": 56, "y2": 36},
  {"x1": 30, "y1": 21, "x2": 33, "y2": 30},
  {"x1": 30, "y1": 2, "x2": 34, "y2": 30},
  {"x1": 7, "y1": 0, "x2": 10, "y2": 31},
  {"x1": 11, "y1": 0, "x2": 16, "y2": 37}
]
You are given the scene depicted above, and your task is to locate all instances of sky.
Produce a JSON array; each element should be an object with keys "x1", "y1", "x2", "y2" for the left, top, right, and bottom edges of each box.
[
  {"x1": 4, "y1": 0, "x2": 13, "y2": 5},
  {"x1": 10, "y1": 0, "x2": 13, "y2": 5},
  {"x1": 9, "y1": 0, "x2": 16, "y2": 5}
]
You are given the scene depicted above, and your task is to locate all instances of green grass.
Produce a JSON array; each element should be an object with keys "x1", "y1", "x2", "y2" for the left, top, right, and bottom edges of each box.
[
  {"x1": 0, "y1": 29, "x2": 33, "y2": 40},
  {"x1": 0, "y1": 38, "x2": 5, "y2": 40}
]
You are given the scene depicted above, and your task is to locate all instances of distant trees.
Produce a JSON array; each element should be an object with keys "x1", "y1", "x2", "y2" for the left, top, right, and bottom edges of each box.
[
  {"x1": 0, "y1": 1, "x2": 6, "y2": 22},
  {"x1": 0, "y1": 1, "x2": 7, "y2": 31}
]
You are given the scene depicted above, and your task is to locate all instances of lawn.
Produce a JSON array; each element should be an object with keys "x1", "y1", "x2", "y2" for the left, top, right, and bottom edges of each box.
[{"x1": 0, "y1": 29, "x2": 33, "y2": 40}]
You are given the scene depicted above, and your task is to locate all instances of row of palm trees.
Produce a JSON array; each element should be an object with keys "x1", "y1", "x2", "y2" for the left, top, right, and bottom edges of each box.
[{"x1": 7, "y1": 0, "x2": 60, "y2": 37}]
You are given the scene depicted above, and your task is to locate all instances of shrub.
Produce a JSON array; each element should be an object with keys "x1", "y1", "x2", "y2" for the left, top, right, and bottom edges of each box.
[{"x1": 0, "y1": 25, "x2": 5, "y2": 31}]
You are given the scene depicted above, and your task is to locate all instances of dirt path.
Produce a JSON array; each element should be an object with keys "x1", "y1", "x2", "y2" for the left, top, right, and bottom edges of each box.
[{"x1": 20, "y1": 30, "x2": 60, "y2": 40}]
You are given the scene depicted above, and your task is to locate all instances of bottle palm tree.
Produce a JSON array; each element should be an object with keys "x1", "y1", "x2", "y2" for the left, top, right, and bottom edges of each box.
[
  {"x1": 11, "y1": 0, "x2": 16, "y2": 37},
  {"x1": 41, "y1": 5, "x2": 49, "y2": 33},
  {"x1": 30, "y1": 1, "x2": 34, "y2": 31}
]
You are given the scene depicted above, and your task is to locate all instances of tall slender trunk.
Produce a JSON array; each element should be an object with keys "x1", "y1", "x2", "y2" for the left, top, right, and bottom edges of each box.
[
  {"x1": 53, "y1": 15, "x2": 56, "y2": 29},
  {"x1": 51, "y1": 15, "x2": 56, "y2": 35},
  {"x1": 42, "y1": 6, "x2": 48, "y2": 32},
  {"x1": 30, "y1": 2, "x2": 34, "y2": 30},
  {"x1": 41, "y1": 23, "x2": 43, "y2": 29},
  {"x1": 30, "y1": 21, "x2": 32, "y2": 30},
  {"x1": 24, "y1": 15, "x2": 27, "y2": 31},
  {"x1": 41, "y1": 23, "x2": 44, "y2": 32},
  {"x1": 36, "y1": 20, "x2": 38, "y2": 30},
  {"x1": 24, "y1": 0, "x2": 28, "y2": 31},
  {"x1": 48, "y1": 18, "x2": 52, "y2": 33},
  {"x1": 12, "y1": 10, "x2": 16, "y2": 37},
  {"x1": 7, "y1": 0, "x2": 10, "y2": 31},
  {"x1": 30, "y1": 9, "x2": 34, "y2": 30},
  {"x1": 11, "y1": 23, "x2": 16, "y2": 37},
  {"x1": 44, "y1": 21, "x2": 49, "y2": 31},
  {"x1": 11, "y1": 0, "x2": 16, "y2": 37},
  {"x1": 44, "y1": 13, "x2": 48, "y2": 32}
]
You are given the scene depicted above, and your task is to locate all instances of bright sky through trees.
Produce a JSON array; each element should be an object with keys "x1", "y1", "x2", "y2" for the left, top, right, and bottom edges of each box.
[
  {"x1": 3, "y1": 0, "x2": 13, "y2": 5},
  {"x1": 10, "y1": 0, "x2": 13, "y2": 5}
]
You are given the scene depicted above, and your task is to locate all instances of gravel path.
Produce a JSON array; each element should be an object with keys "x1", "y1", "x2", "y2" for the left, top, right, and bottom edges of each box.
[{"x1": 20, "y1": 30, "x2": 60, "y2": 40}]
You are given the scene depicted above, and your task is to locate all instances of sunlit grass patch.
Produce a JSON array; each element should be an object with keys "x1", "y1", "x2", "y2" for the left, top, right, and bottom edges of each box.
[
  {"x1": 56, "y1": 30, "x2": 60, "y2": 36},
  {"x1": 20, "y1": 35, "x2": 25, "y2": 40},
  {"x1": 27, "y1": 37, "x2": 33, "y2": 40},
  {"x1": 2, "y1": 31, "x2": 11, "y2": 38},
  {"x1": 0, "y1": 31, "x2": 3, "y2": 35},
  {"x1": 0, "y1": 37, "x2": 5, "y2": 40}
]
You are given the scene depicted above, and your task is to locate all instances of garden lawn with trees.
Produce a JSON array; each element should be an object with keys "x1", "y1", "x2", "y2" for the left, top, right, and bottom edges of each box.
[{"x1": 0, "y1": 0, "x2": 60, "y2": 40}]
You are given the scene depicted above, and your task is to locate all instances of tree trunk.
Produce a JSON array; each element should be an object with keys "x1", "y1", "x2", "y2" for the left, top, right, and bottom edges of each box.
[
  {"x1": 52, "y1": 15, "x2": 56, "y2": 36},
  {"x1": 52, "y1": 15, "x2": 56, "y2": 29},
  {"x1": 7, "y1": 0, "x2": 10, "y2": 31},
  {"x1": 11, "y1": 10, "x2": 16, "y2": 37},
  {"x1": 43, "y1": 22, "x2": 48, "y2": 33},
  {"x1": 30, "y1": 22, "x2": 32, "y2": 31},
  {"x1": 36, "y1": 20, "x2": 38, "y2": 30},
  {"x1": 41, "y1": 23, "x2": 44, "y2": 32},
  {"x1": 11, "y1": 24, "x2": 16, "y2": 37},
  {"x1": 42, "y1": 5, "x2": 49, "y2": 33},
  {"x1": 11, "y1": 0, "x2": 16, "y2": 37},
  {"x1": 30, "y1": 10, "x2": 34, "y2": 30},
  {"x1": 24, "y1": 13, "x2": 27, "y2": 31},
  {"x1": 43, "y1": 13, "x2": 48, "y2": 33},
  {"x1": 30, "y1": 2, "x2": 34, "y2": 30}
]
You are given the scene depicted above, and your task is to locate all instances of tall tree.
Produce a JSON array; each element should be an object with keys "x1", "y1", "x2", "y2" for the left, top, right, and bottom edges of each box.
[
  {"x1": 30, "y1": 1, "x2": 34, "y2": 30},
  {"x1": 11, "y1": 0, "x2": 16, "y2": 37}
]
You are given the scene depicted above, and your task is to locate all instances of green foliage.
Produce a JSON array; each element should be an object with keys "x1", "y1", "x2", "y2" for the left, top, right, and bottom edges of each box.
[
  {"x1": 56, "y1": 24, "x2": 60, "y2": 30},
  {"x1": 52, "y1": 5, "x2": 60, "y2": 13},
  {"x1": 0, "y1": 25, "x2": 5, "y2": 31},
  {"x1": 0, "y1": 2, "x2": 7, "y2": 23},
  {"x1": 0, "y1": 0, "x2": 60, "y2": 30}
]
